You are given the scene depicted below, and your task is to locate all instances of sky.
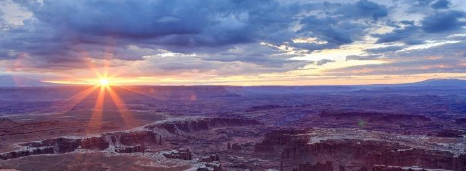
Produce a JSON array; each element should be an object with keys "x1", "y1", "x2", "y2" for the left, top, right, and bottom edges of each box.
[{"x1": 0, "y1": 0, "x2": 465, "y2": 85}]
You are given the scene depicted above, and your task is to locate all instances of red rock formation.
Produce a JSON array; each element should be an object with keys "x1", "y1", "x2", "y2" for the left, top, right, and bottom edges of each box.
[
  {"x1": 231, "y1": 143, "x2": 242, "y2": 151},
  {"x1": 80, "y1": 137, "x2": 108, "y2": 150},
  {"x1": 163, "y1": 149, "x2": 192, "y2": 160},
  {"x1": 0, "y1": 146, "x2": 54, "y2": 160},
  {"x1": 115, "y1": 145, "x2": 144, "y2": 153},
  {"x1": 197, "y1": 162, "x2": 222, "y2": 171},
  {"x1": 200, "y1": 154, "x2": 220, "y2": 162},
  {"x1": 254, "y1": 129, "x2": 308, "y2": 153},
  {"x1": 24, "y1": 138, "x2": 81, "y2": 153},
  {"x1": 106, "y1": 131, "x2": 158, "y2": 146},
  {"x1": 205, "y1": 163, "x2": 222, "y2": 171}
]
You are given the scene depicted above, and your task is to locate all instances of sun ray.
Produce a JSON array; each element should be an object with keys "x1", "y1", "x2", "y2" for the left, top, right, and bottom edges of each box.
[
  {"x1": 72, "y1": 43, "x2": 143, "y2": 133},
  {"x1": 119, "y1": 86, "x2": 166, "y2": 101},
  {"x1": 79, "y1": 50, "x2": 103, "y2": 79},
  {"x1": 43, "y1": 86, "x2": 99, "y2": 116},
  {"x1": 106, "y1": 86, "x2": 139, "y2": 128},
  {"x1": 86, "y1": 86, "x2": 106, "y2": 135}
]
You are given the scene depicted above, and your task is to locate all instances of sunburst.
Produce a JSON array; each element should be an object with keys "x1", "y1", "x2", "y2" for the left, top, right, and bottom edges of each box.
[
  {"x1": 51, "y1": 56, "x2": 140, "y2": 134},
  {"x1": 99, "y1": 78, "x2": 110, "y2": 86}
]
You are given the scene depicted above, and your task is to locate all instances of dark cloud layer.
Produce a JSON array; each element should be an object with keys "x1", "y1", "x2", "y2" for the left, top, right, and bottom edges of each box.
[
  {"x1": 373, "y1": 9, "x2": 466, "y2": 45},
  {"x1": 421, "y1": 10, "x2": 466, "y2": 33},
  {"x1": 373, "y1": 25, "x2": 422, "y2": 44},
  {"x1": 0, "y1": 0, "x2": 465, "y2": 78},
  {"x1": 0, "y1": 0, "x2": 393, "y2": 71},
  {"x1": 431, "y1": 0, "x2": 451, "y2": 9}
]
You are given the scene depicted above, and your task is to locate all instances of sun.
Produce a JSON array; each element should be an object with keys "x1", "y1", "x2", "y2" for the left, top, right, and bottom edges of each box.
[{"x1": 99, "y1": 78, "x2": 110, "y2": 86}]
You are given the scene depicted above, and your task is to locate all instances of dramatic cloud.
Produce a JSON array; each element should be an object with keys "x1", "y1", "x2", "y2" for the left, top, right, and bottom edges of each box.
[
  {"x1": 0, "y1": 0, "x2": 391, "y2": 69},
  {"x1": 0, "y1": 0, "x2": 465, "y2": 84},
  {"x1": 430, "y1": 0, "x2": 451, "y2": 9},
  {"x1": 373, "y1": 9, "x2": 466, "y2": 45},
  {"x1": 373, "y1": 24, "x2": 423, "y2": 44},
  {"x1": 341, "y1": 0, "x2": 388, "y2": 20},
  {"x1": 337, "y1": 40, "x2": 466, "y2": 75},
  {"x1": 421, "y1": 10, "x2": 466, "y2": 33}
]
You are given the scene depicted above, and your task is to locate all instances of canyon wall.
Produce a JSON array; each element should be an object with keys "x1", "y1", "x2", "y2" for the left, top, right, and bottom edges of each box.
[
  {"x1": 255, "y1": 129, "x2": 466, "y2": 171},
  {"x1": 1, "y1": 117, "x2": 260, "y2": 160}
]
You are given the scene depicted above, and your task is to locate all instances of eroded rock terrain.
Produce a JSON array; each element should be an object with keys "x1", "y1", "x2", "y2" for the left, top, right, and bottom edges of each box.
[{"x1": 0, "y1": 85, "x2": 465, "y2": 171}]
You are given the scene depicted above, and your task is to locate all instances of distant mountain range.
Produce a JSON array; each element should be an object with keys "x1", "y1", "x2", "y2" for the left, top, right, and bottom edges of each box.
[
  {"x1": 350, "y1": 79, "x2": 466, "y2": 91},
  {"x1": 0, "y1": 75, "x2": 465, "y2": 88},
  {"x1": 0, "y1": 75, "x2": 56, "y2": 87},
  {"x1": 403, "y1": 79, "x2": 466, "y2": 87}
]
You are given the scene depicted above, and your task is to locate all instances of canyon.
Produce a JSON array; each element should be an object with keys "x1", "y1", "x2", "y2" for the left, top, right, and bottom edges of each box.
[{"x1": 0, "y1": 85, "x2": 465, "y2": 170}]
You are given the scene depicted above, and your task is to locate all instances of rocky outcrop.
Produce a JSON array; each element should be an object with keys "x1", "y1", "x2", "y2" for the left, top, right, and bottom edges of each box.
[
  {"x1": 0, "y1": 131, "x2": 160, "y2": 160},
  {"x1": 105, "y1": 131, "x2": 158, "y2": 146},
  {"x1": 197, "y1": 162, "x2": 222, "y2": 171},
  {"x1": 0, "y1": 146, "x2": 54, "y2": 160},
  {"x1": 254, "y1": 129, "x2": 308, "y2": 153},
  {"x1": 115, "y1": 145, "x2": 144, "y2": 153},
  {"x1": 163, "y1": 149, "x2": 192, "y2": 160},
  {"x1": 23, "y1": 138, "x2": 82, "y2": 153},
  {"x1": 198, "y1": 154, "x2": 222, "y2": 171},
  {"x1": 231, "y1": 143, "x2": 242, "y2": 151}
]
